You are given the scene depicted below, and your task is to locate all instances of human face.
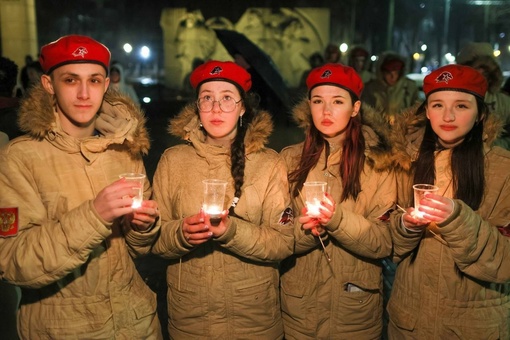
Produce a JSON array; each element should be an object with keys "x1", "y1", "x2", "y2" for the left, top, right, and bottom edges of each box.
[
  {"x1": 41, "y1": 63, "x2": 109, "y2": 138},
  {"x1": 426, "y1": 91, "x2": 480, "y2": 148},
  {"x1": 197, "y1": 81, "x2": 245, "y2": 147},
  {"x1": 309, "y1": 85, "x2": 360, "y2": 139},
  {"x1": 383, "y1": 70, "x2": 399, "y2": 86}
]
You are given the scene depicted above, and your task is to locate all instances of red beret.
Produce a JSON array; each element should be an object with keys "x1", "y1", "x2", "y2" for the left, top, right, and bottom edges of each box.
[
  {"x1": 39, "y1": 35, "x2": 111, "y2": 74},
  {"x1": 190, "y1": 60, "x2": 252, "y2": 92},
  {"x1": 423, "y1": 64, "x2": 487, "y2": 99},
  {"x1": 306, "y1": 63, "x2": 363, "y2": 98},
  {"x1": 381, "y1": 58, "x2": 404, "y2": 72}
]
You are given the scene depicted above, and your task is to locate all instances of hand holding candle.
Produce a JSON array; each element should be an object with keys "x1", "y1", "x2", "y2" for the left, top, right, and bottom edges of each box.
[
  {"x1": 119, "y1": 173, "x2": 146, "y2": 209},
  {"x1": 202, "y1": 179, "x2": 227, "y2": 226},
  {"x1": 303, "y1": 182, "x2": 327, "y2": 218},
  {"x1": 412, "y1": 184, "x2": 439, "y2": 220}
]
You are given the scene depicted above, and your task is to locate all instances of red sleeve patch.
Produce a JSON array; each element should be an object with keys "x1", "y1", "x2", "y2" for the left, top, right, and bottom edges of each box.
[
  {"x1": 497, "y1": 222, "x2": 510, "y2": 237},
  {"x1": 279, "y1": 207, "x2": 294, "y2": 225},
  {"x1": 0, "y1": 207, "x2": 19, "y2": 238}
]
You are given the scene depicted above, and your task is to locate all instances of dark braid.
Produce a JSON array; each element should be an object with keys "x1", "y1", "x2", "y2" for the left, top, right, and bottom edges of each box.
[{"x1": 228, "y1": 89, "x2": 258, "y2": 217}]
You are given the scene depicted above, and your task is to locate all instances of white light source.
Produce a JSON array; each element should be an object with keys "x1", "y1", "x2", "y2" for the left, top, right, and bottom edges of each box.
[
  {"x1": 445, "y1": 53, "x2": 455, "y2": 63},
  {"x1": 123, "y1": 43, "x2": 133, "y2": 54},
  {"x1": 421, "y1": 44, "x2": 427, "y2": 51},
  {"x1": 140, "y1": 46, "x2": 150, "y2": 59},
  {"x1": 340, "y1": 43, "x2": 348, "y2": 53},
  {"x1": 142, "y1": 97, "x2": 151, "y2": 104}
]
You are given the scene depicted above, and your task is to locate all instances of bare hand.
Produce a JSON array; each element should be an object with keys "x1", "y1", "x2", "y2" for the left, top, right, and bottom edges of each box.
[
  {"x1": 416, "y1": 194, "x2": 454, "y2": 224},
  {"x1": 182, "y1": 210, "x2": 213, "y2": 245},
  {"x1": 127, "y1": 200, "x2": 159, "y2": 232},
  {"x1": 93, "y1": 178, "x2": 141, "y2": 223},
  {"x1": 204, "y1": 209, "x2": 229, "y2": 238},
  {"x1": 299, "y1": 193, "x2": 336, "y2": 236}
]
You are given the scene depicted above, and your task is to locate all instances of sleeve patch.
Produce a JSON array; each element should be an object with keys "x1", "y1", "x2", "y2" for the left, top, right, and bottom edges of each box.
[
  {"x1": 0, "y1": 207, "x2": 19, "y2": 238},
  {"x1": 279, "y1": 207, "x2": 294, "y2": 225}
]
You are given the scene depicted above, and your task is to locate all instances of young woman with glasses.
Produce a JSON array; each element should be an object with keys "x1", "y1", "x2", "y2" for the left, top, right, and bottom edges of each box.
[{"x1": 151, "y1": 60, "x2": 294, "y2": 339}]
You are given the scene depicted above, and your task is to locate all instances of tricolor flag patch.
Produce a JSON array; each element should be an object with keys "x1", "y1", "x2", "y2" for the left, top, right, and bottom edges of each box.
[{"x1": 0, "y1": 207, "x2": 18, "y2": 238}]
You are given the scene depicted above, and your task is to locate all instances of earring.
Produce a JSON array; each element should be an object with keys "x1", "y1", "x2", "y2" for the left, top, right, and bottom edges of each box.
[
  {"x1": 239, "y1": 116, "x2": 243, "y2": 127},
  {"x1": 199, "y1": 121, "x2": 203, "y2": 128}
]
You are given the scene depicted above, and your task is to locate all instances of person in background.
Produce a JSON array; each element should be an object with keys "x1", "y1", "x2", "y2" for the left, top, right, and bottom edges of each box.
[
  {"x1": 0, "y1": 56, "x2": 23, "y2": 140},
  {"x1": 25, "y1": 60, "x2": 44, "y2": 91},
  {"x1": 109, "y1": 62, "x2": 140, "y2": 105},
  {"x1": 181, "y1": 57, "x2": 205, "y2": 98},
  {"x1": 457, "y1": 41, "x2": 510, "y2": 149},
  {"x1": 387, "y1": 64, "x2": 510, "y2": 339},
  {"x1": 151, "y1": 60, "x2": 294, "y2": 339},
  {"x1": 362, "y1": 52, "x2": 419, "y2": 125},
  {"x1": 348, "y1": 46, "x2": 374, "y2": 84},
  {"x1": 298, "y1": 52, "x2": 325, "y2": 95},
  {"x1": 279, "y1": 63, "x2": 395, "y2": 339},
  {"x1": 19, "y1": 54, "x2": 33, "y2": 93},
  {"x1": 324, "y1": 43, "x2": 341, "y2": 64},
  {"x1": 0, "y1": 35, "x2": 162, "y2": 339}
]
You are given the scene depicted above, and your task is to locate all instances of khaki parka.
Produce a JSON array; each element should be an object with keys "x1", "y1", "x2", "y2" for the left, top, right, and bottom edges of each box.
[
  {"x1": 387, "y1": 106, "x2": 510, "y2": 339},
  {"x1": 361, "y1": 52, "x2": 420, "y2": 125},
  {"x1": 279, "y1": 99, "x2": 396, "y2": 339},
  {"x1": 0, "y1": 85, "x2": 162, "y2": 339},
  {"x1": 151, "y1": 104, "x2": 294, "y2": 339}
]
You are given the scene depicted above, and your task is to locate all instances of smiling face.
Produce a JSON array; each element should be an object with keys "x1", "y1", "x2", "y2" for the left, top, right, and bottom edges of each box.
[
  {"x1": 309, "y1": 85, "x2": 360, "y2": 139},
  {"x1": 197, "y1": 81, "x2": 245, "y2": 147},
  {"x1": 41, "y1": 63, "x2": 109, "y2": 138},
  {"x1": 426, "y1": 90, "x2": 480, "y2": 147}
]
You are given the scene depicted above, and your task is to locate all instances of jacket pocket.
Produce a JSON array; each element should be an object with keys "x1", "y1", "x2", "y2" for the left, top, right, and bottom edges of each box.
[
  {"x1": 334, "y1": 288, "x2": 382, "y2": 327},
  {"x1": 280, "y1": 278, "x2": 308, "y2": 322},
  {"x1": 387, "y1": 295, "x2": 417, "y2": 331},
  {"x1": 230, "y1": 278, "x2": 279, "y2": 332}
]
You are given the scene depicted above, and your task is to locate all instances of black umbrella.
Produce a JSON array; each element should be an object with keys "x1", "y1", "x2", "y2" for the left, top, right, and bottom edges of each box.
[{"x1": 214, "y1": 29, "x2": 290, "y2": 113}]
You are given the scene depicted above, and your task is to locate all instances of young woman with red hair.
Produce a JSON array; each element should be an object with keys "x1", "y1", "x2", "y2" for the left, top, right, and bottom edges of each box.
[{"x1": 279, "y1": 63, "x2": 396, "y2": 339}]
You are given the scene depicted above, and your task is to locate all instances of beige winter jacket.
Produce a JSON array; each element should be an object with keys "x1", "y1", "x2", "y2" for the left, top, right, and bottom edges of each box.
[
  {"x1": 361, "y1": 52, "x2": 419, "y2": 124},
  {"x1": 0, "y1": 86, "x2": 162, "y2": 339},
  {"x1": 279, "y1": 100, "x2": 396, "y2": 339},
  {"x1": 388, "y1": 107, "x2": 510, "y2": 339},
  {"x1": 151, "y1": 104, "x2": 294, "y2": 339}
]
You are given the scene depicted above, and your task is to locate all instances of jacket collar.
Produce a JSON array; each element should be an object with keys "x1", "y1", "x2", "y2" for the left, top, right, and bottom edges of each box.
[
  {"x1": 168, "y1": 103, "x2": 273, "y2": 155},
  {"x1": 18, "y1": 85, "x2": 150, "y2": 159},
  {"x1": 291, "y1": 96, "x2": 394, "y2": 171},
  {"x1": 390, "y1": 103, "x2": 504, "y2": 171}
]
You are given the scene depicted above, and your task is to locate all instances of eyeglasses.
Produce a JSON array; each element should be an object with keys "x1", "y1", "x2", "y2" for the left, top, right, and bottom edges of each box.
[{"x1": 196, "y1": 97, "x2": 242, "y2": 113}]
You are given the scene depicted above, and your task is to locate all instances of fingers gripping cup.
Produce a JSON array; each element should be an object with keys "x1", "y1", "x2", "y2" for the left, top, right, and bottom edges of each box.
[
  {"x1": 412, "y1": 184, "x2": 439, "y2": 219},
  {"x1": 202, "y1": 179, "x2": 227, "y2": 226},
  {"x1": 119, "y1": 173, "x2": 145, "y2": 209},
  {"x1": 303, "y1": 182, "x2": 327, "y2": 217}
]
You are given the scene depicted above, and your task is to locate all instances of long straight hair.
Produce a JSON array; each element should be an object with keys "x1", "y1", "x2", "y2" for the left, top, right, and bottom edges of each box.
[
  {"x1": 289, "y1": 91, "x2": 366, "y2": 202},
  {"x1": 413, "y1": 97, "x2": 488, "y2": 210}
]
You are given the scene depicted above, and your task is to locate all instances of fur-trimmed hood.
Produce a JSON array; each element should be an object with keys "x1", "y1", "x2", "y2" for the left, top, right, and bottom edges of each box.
[
  {"x1": 390, "y1": 103, "x2": 505, "y2": 171},
  {"x1": 168, "y1": 103, "x2": 273, "y2": 154},
  {"x1": 291, "y1": 96, "x2": 394, "y2": 171},
  {"x1": 17, "y1": 84, "x2": 150, "y2": 156}
]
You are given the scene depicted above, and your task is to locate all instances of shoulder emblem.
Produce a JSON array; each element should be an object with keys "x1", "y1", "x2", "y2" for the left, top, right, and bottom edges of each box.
[{"x1": 0, "y1": 207, "x2": 18, "y2": 238}]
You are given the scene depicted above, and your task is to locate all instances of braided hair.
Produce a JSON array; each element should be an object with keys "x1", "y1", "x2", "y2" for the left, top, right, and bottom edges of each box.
[{"x1": 227, "y1": 87, "x2": 259, "y2": 217}]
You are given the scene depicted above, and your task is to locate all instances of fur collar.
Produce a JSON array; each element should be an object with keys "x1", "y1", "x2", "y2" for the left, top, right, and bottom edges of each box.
[
  {"x1": 168, "y1": 103, "x2": 273, "y2": 154},
  {"x1": 390, "y1": 103, "x2": 504, "y2": 171},
  {"x1": 18, "y1": 85, "x2": 150, "y2": 156},
  {"x1": 291, "y1": 96, "x2": 394, "y2": 171}
]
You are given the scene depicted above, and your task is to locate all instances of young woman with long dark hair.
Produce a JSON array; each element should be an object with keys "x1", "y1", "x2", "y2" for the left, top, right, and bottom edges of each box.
[
  {"x1": 279, "y1": 63, "x2": 396, "y2": 339},
  {"x1": 388, "y1": 64, "x2": 510, "y2": 339}
]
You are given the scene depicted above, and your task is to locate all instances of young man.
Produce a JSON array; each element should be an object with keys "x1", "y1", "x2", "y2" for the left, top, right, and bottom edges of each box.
[{"x1": 0, "y1": 35, "x2": 162, "y2": 339}]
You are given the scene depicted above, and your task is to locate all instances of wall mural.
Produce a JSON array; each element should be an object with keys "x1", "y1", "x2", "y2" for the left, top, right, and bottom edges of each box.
[{"x1": 161, "y1": 7, "x2": 328, "y2": 90}]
